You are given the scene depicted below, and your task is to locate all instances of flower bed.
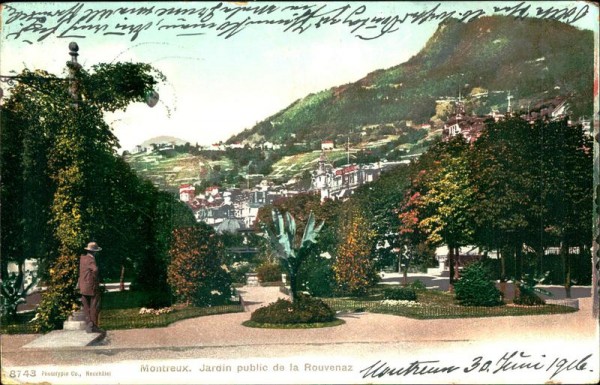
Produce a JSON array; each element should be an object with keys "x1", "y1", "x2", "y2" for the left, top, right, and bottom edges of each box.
[{"x1": 246, "y1": 294, "x2": 340, "y2": 328}]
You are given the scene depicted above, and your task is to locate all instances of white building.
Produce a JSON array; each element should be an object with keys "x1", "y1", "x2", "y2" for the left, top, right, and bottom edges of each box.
[
  {"x1": 321, "y1": 140, "x2": 334, "y2": 151},
  {"x1": 179, "y1": 184, "x2": 195, "y2": 202}
]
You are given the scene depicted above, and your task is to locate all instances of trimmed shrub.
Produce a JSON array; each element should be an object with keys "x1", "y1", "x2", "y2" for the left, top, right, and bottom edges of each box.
[
  {"x1": 250, "y1": 294, "x2": 335, "y2": 324},
  {"x1": 256, "y1": 262, "x2": 282, "y2": 283},
  {"x1": 409, "y1": 280, "x2": 427, "y2": 290},
  {"x1": 383, "y1": 287, "x2": 417, "y2": 301},
  {"x1": 454, "y1": 262, "x2": 503, "y2": 307}
]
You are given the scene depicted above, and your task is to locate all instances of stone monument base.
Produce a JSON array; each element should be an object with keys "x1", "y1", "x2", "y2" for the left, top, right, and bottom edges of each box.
[
  {"x1": 23, "y1": 330, "x2": 105, "y2": 349},
  {"x1": 63, "y1": 309, "x2": 87, "y2": 331}
]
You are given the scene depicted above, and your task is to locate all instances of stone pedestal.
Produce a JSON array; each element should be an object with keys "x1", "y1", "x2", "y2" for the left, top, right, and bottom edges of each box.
[
  {"x1": 63, "y1": 309, "x2": 87, "y2": 331},
  {"x1": 24, "y1": 330, "x2": 104, "y2": 349},
  {"x1": 245, "y1": 273, "x2": 259, "y2": 286}
]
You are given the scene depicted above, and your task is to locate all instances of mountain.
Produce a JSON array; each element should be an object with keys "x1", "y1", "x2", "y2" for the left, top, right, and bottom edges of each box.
[{"x1": 227, "y1": 16, "x2": 593, "y2": 146}]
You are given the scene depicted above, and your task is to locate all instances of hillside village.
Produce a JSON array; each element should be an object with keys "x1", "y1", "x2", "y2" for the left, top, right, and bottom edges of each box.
[
  {"x1": 127, "y1": 90, "x2": 591, "y2": 234},
  {"x1": 176, "y1": 151, "x2": 407, "y2": 231}
]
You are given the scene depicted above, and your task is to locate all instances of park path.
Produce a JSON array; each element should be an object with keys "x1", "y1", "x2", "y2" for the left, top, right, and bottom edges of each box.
[
  {"x1": 236, "y1": 285, "x2": 289, "y2": 312},
  {"x1": 2, "y1": 282, "x2": 598, "y2": 369}
]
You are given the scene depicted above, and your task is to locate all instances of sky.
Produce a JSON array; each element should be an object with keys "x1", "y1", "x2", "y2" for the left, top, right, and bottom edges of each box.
[{"x1": 1, "y1": 1, "x2": 597, "y2": 153}]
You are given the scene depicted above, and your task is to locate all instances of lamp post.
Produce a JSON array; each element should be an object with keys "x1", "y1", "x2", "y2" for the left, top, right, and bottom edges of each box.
[
  {"x1": 1, "y1": 42, "x2": 160, "y2": 107},
  {"x1": 67, "y1": 42, "x2": 81, "y2": 109}
]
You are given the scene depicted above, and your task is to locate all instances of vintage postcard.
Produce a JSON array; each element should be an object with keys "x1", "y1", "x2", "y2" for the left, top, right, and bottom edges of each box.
[{"x1": 1, "y1": 1, "x2": 598, "y2": 384}]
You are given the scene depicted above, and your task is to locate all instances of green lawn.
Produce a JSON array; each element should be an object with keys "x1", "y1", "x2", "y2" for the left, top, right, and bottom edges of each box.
[
  {"x1": 0, "y1": 290, "x2": 244, "y2": 334},
  {"x1": 101, "y1": 304, "x2": 243, "y2": 330},
  {"x1": 322, "y1": 289, "x2": 577, "y2": 319}
]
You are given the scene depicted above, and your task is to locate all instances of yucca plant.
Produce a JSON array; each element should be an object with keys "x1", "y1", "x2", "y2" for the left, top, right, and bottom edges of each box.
[
  {"x1": 263, "y1": 210, "x2": 323, "y2": 302},
  {"x1": 1, "y1": 269, "x2": 38, "y2": 321}
]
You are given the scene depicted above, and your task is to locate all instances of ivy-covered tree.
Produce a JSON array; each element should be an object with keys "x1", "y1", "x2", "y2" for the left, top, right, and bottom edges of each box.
[{"x1": 0, "y1": 43, "x2": 167, "y2": 331}]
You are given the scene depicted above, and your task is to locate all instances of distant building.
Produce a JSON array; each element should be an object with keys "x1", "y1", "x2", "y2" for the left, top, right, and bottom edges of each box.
[
  {"x1": 131, "y1": 145, "x2": 146, "y2": 154},
  {"x1": 179, "y1": 184, "x2": 195, "y2": 202},
  {"x1": 310, "y1": 152, "x2": 383, "y2": 201},
  {"x1": 442, "y1": 100, "x2": 486, "y2": 143},
  {"x1": 321, "y1": 140, "x2": 334, "y2": 151}
]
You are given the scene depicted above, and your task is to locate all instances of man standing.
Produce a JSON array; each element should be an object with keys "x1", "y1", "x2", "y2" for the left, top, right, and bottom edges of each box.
[{"x1": 78, "y1": 241, "x2": 103, "y2": 333}]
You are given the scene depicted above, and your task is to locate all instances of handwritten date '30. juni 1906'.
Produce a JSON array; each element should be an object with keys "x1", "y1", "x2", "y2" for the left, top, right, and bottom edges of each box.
[{"x1": 360, "y1": 351, "x2": 593, "y2": 381}]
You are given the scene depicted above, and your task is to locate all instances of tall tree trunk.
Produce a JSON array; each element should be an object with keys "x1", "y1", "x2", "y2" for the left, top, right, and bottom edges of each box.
[
  {"x1": 448, "y1": 245, "x2": 455, "y2": 292},
  {"x1": 402, "y1": 252, "x2": 410, "y2": 286},
  {"x1": 499, "y1": 249, "x2": 507, "y2": 297},
  {"x1": 514, "y1": 241, "x2": 522, "y2": 300},
  {"x1": 561, "y1": 240, "x2": 571, "y2": 298},
  {"x1": 453, "y1": 246, "x2": 461, "y2": 282},
  {"x1": 289, "y1": 271, "x2": 297, "y2": 303},
  {"x1": 119, "y1": 264, "x2": 125, "y2": 291}
]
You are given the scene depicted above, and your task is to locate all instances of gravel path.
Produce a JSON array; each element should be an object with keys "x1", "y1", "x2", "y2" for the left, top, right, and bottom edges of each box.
[{"x1": 2, "y1": 285, "x2": 598, "y2": 368}]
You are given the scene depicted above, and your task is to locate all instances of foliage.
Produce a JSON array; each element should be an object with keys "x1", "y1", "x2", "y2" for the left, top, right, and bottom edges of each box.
[
  {"x1": 513, "y1": 272, "x2": 551, "y2": 306},
  {"x1": 0, "y1": 270, "x2": 38, "y2": 320},
  {"x1": 250, "y1": 294, "x2": 335, "y2": 324},
  {"x1": 227, "y1": 261, "x2": 254, "y2": 284},
  {"x1": 256, "y1": 262, "x2": 282, "y2": 283},
  {"x1": 35, "y1": 254, "x2": 81, "y2": 332},
  {"x1": 300, "y1": 260, "x2": 337, "y2": 298},
  {"x1": 409, "y1": 279, "x2": 427, "y2": 290},
  {"x1": 333, "y1": 204, "x2": 378, "y2": 296},
  {"x1": 383, "y1": 287, "x2": 418, "y2": 301},
  {"x1": 513, "y1": 291, "x2": 545, "y2": 306},
  {"x1": 261, "y1": 210, "x2": 324, "y2": 302},
  {"x1": 454, "y1": 262, "x2": 503, "y2": 307},
  {"x1": 1, "y1": 55, "x2": 169, "y2": 331},
  {"x1": 352, "y1": 164, "x2": 412, "y2": 270},
  {"x1": 167, "y1": 224, "x2": 232, "y2": 307},
  {"x1": 97, "y1": 303, "x2": 242, "y2": 331},
  {"x1": 243, "y1": 318, "x2": 344, "y2": 329},
  {"x1": 142, "y1": 291, "x2": 173, "y2": 309},
  {"x1": 130, "y1": 190, "x2": 196, "y2": 293},
  {"x1": 470, "y1": 118, "x2": 592, "y2": 296}
]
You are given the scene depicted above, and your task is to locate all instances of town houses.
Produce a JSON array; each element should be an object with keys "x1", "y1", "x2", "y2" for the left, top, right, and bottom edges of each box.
[
  {"x1": 177, "y1": 153, "x2": 407, "y2": 231},
  {"x1": 442, "y1": 94, "x2": 591, "y2": 142}
]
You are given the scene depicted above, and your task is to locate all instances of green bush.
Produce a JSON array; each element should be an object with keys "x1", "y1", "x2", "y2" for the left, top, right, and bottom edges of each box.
[
  {"x1": 191, "y1": 268, "x2": 232, "y2": 307},
  {"x1": 228, "y1": 261, "x2": 253, "y2": 284},
  {"x1": 302, "y1": 264, "x2": 336, "y2": 297},
  {"x1": 250, "y1": 294, "x2": 335, "y2": 324},
  {"x1": 454, "y1": 262, "x2": 503, "y2": 307},
  {"x1": 256, "y1": 262, "x2": 282, "y2": 283},
  {"x1": 409, "y1": 280, "x2": 427, "y2": 290},
  {"x1": 383, "y1": 287, "x2": 417, "y2": 301}
]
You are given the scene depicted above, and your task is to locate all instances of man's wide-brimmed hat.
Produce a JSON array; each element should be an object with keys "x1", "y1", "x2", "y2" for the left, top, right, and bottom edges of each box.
[{"x1": 84, "y1": 242, "x2": 102, "y2": 252}]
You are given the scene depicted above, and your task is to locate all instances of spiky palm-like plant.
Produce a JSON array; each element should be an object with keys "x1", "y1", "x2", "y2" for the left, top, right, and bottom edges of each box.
[{"x1": 263, "y1": 210, "x2": 323, "y2": 302}]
